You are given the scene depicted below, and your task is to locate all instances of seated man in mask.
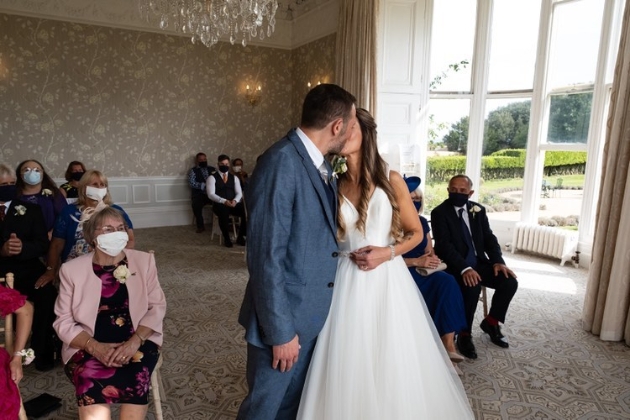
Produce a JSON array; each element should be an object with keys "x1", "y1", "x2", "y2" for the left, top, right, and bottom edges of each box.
[
  {"x1": 188, "y1": 152, "x2": 215, "y2": 233},
  {"x1": 207, "y1": 154, "x2": 246, "y2": 248}
]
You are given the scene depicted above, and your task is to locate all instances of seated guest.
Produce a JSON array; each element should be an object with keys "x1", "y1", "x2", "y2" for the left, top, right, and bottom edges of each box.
[
  {"x1": 54, "y1": 206, "x2": 166, "y2": 418},
  {"x1": 59, "y1": 161, "x2": 87, "y2": 204},
  {"x1": 402, "y1": 177, "x2": 467, "y2": 372},
  {"x1": 38, "y1": 170, "x2": 135, "y2": 288},
  {"x1": 231, "y1": 157, "x2": 249, "y2": 187},
  {"x1": 189, "y1": 152, "x2": 215, "y2": 233},
  {"x1": 16, "y1": 159, "x2": 67, "y2": 234},
  {"x1": 207, "y1": 154, "x2": 246, "y2": 248},
  {"x1": 0, "y1": 284, "x2": 33, "y2": 418},
  {"x1": 0, "y1": 163, "x2": 56, "y2": 371},
  {"x1": 431, "y1": 174, "x2": 518, "y2": 360}
]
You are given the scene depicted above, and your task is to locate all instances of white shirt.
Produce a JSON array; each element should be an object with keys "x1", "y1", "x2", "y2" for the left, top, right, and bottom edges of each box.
[
  {"x1": 207, "y1": 172, "x2": 243, "y2": 204},
  {"x1": 296, "y1": 127, "x2": 327, "y2": 177}
]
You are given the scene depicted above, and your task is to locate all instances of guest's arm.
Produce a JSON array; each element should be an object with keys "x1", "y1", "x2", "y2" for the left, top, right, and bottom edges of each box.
[{"x1": 10, "y1": 300, "x2": 33, "y2": 384}]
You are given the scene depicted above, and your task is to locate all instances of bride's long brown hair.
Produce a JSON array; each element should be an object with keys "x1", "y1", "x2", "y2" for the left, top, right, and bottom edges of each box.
[{"x1": 336, "y1": 108, "x2": 403, "y2": 242}]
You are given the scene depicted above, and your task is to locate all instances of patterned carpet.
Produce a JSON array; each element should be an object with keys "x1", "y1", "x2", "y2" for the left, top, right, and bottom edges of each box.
[{"x1": 18, "y1": 225, "x2": 630, "y2": 420}]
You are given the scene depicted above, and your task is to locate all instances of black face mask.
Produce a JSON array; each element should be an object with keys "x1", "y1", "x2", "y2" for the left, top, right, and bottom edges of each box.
[
  {"x1": 218, "y1": 165, "x2": 229, "y2": 173},
  {"x1": 448, "y1": 192, "x2": 469, "y2": 207},
  {"x1": 198, "y1": 161, "x2": 208, "y2": 168},
  {"x1": 0, "y1": 184, "x2": 17, "y2": 202},
  {"x1": 70, "y1": 172, "x2": 85, "y2": 182}
]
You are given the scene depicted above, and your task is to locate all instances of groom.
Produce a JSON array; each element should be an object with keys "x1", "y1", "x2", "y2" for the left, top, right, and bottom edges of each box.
[{"x1": 237, "y1": 84, "x2": 357, "y2": 420}]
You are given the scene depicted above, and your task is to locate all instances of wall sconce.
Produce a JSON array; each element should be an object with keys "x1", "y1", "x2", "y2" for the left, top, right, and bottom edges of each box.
[
  {"x1": 307, "y1": 81, "x2": 322, "y2": 89},
  {"x1": 245, "y1": 85, "x2": 262, "y2": 106}
]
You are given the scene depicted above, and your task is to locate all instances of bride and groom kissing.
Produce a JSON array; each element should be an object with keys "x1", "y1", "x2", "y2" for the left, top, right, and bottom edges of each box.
[{"x1": 236, "y1": 84, "x2": 474, "y2": 420}]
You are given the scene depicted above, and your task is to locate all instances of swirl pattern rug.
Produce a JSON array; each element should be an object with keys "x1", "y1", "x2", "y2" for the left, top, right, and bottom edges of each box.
[{"x1": 17, "y1": 225, "x2": 630, "y2": 419}]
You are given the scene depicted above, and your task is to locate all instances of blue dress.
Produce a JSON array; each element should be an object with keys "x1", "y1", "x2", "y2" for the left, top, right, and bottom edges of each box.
[{"x1": 403, "y1": 217, "x2": 467, "y2": 336}]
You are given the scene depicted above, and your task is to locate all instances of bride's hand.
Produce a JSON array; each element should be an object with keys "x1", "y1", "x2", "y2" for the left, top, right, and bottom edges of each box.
[{"x1": 352, "y1": 246, "x2": 390, "y2": 271}]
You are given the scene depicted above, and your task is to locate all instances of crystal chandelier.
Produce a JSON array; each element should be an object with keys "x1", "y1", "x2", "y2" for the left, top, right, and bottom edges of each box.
[{"x1": 138, "y1": 0, "x2": 280, "y2": 48}]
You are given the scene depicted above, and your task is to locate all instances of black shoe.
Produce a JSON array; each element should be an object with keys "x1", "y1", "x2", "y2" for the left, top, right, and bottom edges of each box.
[
  {"x1": 196, "y1": 227, "x2": 205, "y2": 233},
  {"x1": 480, "y1": 319, "x2": 509, "y2": 348},
  {"x1": 456, "y1": 334, "x2": 478, "y2": 359},
  {"x1": 236, "y1": 237, "x2": 246, "y2": 246},
  {"x1": 224, "y1": 240, "x2": 233, "y2": 248}
]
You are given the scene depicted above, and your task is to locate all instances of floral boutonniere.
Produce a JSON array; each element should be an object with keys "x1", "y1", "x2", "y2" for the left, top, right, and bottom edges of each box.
[
  {"x1": 331, "y1": 156, "x2": 347, "y2": 178},
  {"x1": 113, "y1": 264, "x2": 135, "y2": 284},
  {"x1": 41, "y1": 188, "x2": 53, "y2": 196},
  {"x1": 469, "y1": 205, "x2": 482, "y2": 219},
  {"x1": 14, "y1": 348, "x2": 35, "y2": 365},
  {"x1": 14, "y1": 205, "x2": 27, "y2": 216}
]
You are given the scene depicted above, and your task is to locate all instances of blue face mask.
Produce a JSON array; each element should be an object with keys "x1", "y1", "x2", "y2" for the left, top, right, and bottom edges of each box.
[
  {"x1": 413, "y1": 200, "x2": 422, "y2": 211},
  {"x1": 448, "y1": 192, "x2": 469, "y2": 207},
  {"x1": 0, "y1": 184, "x2": 17, "y2": 202},
  {"x1": 23, "y1": 170, "x2": 42, "y2": 186}
]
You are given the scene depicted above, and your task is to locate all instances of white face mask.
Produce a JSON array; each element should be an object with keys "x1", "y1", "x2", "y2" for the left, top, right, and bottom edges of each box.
[
  {"x1": 96, "y1": 231, "x2": 129, "y2": 257},
  {"x1": 233, "y1": 166, "x2": 242, "y2": 173},
  {"x1": 86, "y1": 186, "x2": 108, "y2": 202}
]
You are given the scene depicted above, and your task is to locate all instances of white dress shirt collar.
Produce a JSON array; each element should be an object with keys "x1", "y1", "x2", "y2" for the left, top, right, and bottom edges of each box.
[{"x1": 296, "y1": 127, "x2": 325, "y2": 170}]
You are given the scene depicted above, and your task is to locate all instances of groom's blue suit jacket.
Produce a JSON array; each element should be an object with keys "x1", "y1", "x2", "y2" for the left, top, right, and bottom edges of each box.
[{"x1": 239, "y1": 129, "x2": 340, "y2": 348}]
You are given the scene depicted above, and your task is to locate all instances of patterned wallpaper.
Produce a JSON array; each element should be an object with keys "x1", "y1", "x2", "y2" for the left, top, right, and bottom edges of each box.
[
  {"x1": 0, "y1": 13, "x2": 335, "y2": 177},
  {"x1": 291, "y1": 34, "x2": 337, "y2": 126}
]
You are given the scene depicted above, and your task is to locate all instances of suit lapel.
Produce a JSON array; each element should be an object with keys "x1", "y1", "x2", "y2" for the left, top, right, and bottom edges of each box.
[{"x1": 288, "y1": 134, "x2": 337, "y2": 236}]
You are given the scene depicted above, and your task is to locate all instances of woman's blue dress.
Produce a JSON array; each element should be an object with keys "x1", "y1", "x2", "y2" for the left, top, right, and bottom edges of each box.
[{"x1": 403, "y1": 216, "x2": 467, "y2": 336}]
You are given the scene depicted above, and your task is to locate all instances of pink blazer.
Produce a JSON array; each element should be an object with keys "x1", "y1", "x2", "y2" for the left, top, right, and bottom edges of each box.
[{"x1": 54, "y1": 249, "x2": 166, "y2": 363}]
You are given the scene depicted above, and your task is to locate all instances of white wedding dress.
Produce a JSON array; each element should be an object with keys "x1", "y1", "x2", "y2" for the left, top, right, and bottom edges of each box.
[{"x1": 297, "y1": 187, "x2": 474, "y2": 420}]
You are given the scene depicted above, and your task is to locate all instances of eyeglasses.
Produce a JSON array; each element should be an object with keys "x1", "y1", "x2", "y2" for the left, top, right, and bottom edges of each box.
[{"x1": 97, "y1": 225, "x2": 126, "y2": 234}]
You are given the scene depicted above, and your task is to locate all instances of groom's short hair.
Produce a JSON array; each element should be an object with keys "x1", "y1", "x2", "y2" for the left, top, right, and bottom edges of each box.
[{"x1": 300, "y1": 84, "x2": 357, "y2": 130}]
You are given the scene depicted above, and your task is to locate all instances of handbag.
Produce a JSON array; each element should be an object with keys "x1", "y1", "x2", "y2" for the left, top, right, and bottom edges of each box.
[
  {"x1": 416, "y1": 262, "x2": 447, "y2": 277},
  {"x1": 24, "y1": 393, "x2": 62, "y2": 418}
]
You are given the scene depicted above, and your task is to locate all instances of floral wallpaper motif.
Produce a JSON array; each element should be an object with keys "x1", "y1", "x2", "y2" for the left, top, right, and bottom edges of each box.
[
  {"x1": 0, "y1": 12, "x2": 309, "y2": 177},
  {"x1": 291, "y1": 34, "x2": 337, "y2": 127}
]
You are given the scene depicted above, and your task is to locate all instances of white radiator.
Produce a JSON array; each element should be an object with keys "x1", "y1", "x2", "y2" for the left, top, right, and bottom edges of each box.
[{"x1": 510, "y1": 222, "x2": 578, "y2": 266}]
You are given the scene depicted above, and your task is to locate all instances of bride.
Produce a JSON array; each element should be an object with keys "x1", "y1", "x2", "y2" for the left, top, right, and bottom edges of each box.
[{"x1": 297, "y1": 108, "x2": 474, "y2": 419}]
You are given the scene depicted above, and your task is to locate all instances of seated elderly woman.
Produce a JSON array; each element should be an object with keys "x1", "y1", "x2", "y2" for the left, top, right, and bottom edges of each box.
[
  {"x1": 54, "y1": 206, "x2": 166, "y2": 419},
  {"x1": 37, "y1": 170, "x2": 134, "y2": 290},
  {"x1": 401, "y1": 177, "x2": 467, "y2": 374}
]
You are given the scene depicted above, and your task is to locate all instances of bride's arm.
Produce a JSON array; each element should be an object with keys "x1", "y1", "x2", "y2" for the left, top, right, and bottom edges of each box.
[{"x1": 353, "y1": 171, "x2": 423, "y2": 269}]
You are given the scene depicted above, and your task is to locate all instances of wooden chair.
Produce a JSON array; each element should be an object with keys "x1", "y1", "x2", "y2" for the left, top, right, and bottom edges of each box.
[
  {"x1": 480, "y1": 286, "x2": 489, "y2": 318},
  {"x1": 147, "y1": 251, "x2": 166, "y2": 420},
  {"x1": 0, "y1": 273, "x2": 28, "y2": 420},
  {"x1": 211, "y1": 213, "x2": 238, "y2": 245}
]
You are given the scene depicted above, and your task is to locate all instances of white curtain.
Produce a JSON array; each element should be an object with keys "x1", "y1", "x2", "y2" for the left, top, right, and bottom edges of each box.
[
  {"x1": 335, "y1": 0, "x2": 378, "y2": 113},
  {"x1": 582, "y1": 0, "x2": 630, "y2": 345}
]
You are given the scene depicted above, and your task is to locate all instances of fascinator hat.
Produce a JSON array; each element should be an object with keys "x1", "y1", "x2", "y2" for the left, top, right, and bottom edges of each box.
[{"x1": 404, "y1": 176, "x2": 422, "y2": 194}]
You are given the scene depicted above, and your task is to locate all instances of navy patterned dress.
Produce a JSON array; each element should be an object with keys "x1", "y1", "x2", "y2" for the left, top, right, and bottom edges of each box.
[{"x1": 65, "y1": 258, "x2": 159, "y2": 406}]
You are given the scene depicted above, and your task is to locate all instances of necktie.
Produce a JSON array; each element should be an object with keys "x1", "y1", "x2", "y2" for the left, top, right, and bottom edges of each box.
[
  {"x1": 318, "y1": 163, "x2": 329, "y2": 185},
  {"x1": 459, "y1": 208, "x2": 477, "y2": 268},
  {"x1": 222, "y1": 173, "x2": 228, "y2": 183},
  {"x1": 0, "y1": 204, "x2": 5, "y2": 222},
  {"x1": 318, "y1": 163, "x2": 334, "y2": 211}
]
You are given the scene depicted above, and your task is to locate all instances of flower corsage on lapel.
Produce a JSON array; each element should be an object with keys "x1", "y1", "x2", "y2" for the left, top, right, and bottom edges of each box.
[
  {"x1": 14, "y1": 205, "x2": 27, "y2": 216},
  {"x1": 41, "y1": 188, "x2": 53, "y2": 196},
  {"x1": 113, "y1": 264, "x2": 135, "y2": 284},
  {"x1": 469, "y1": 204, "x2": 482, "y2": 219},
  {"x1": 331, "y1": 155, "x2": 348, "y2": 179}
]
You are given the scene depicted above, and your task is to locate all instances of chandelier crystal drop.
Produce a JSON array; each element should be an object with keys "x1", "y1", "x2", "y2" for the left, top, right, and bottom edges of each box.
[{"x1": 139, "y1": 0, "x2": 280, "y2": 48}]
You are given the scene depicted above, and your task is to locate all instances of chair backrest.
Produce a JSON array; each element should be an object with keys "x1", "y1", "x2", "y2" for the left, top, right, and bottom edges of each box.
[{"x1": 0, "y1": 273, "x2": 16, "y2": 354}]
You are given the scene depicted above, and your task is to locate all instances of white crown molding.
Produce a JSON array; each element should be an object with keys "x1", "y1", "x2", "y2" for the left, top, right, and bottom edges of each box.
[{"x1": 0, "y1": 0, "x2": 337, "y2": 50}]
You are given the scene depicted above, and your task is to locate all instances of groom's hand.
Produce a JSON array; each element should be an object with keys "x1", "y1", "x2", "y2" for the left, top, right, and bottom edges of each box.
[{"x1": 272, "y1": 335, "x2": 301, "y2": 373}]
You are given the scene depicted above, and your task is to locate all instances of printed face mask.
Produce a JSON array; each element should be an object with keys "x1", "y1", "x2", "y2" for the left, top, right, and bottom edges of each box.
[
  {"x1": 23, "y1": 170, "x2": 42, "y2": 186},
  {"x1": 96, "y1": 231, "x2": 129, "y2": 257},
  {"x1": 86, "y1": 186, "x2": 108, "y2": 202}
]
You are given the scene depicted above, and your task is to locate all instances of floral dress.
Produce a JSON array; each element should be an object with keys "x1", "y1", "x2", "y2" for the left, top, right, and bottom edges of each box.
[
  {"x1": 0, "y1": 285, "x2": 27, "y2": 420},
  {"x1": 65, "y1": 259, "x2": 159, "y2": 406}
]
